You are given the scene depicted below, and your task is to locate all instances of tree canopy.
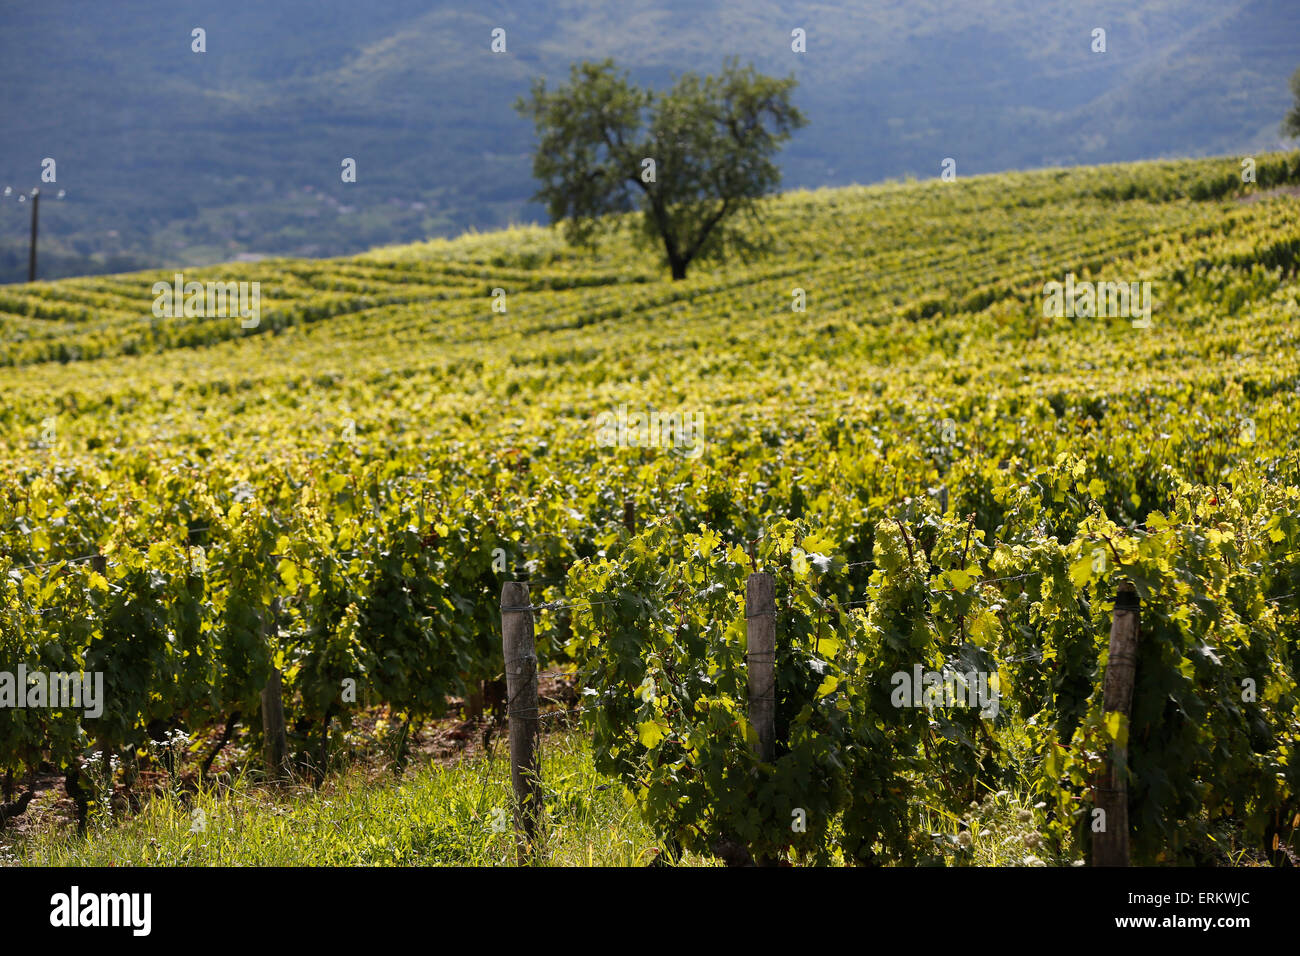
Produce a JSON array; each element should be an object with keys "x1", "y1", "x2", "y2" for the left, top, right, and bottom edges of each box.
[
  {"x1": 516, "y1": 58, "x2": 806, "y2": 280},
  {"x1": 1284, "y1": 66, "x2": 1300, "y2": 140}
]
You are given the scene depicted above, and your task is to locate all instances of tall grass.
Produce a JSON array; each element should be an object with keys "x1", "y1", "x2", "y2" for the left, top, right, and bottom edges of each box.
[{"x1": 5, "y1": 732, "x2": 698, "y2": 867}]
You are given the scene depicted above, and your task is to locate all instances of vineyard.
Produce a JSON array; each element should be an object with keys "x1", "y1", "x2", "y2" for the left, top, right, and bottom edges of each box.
[{"x1": 2, "y1": 152, "x2": 1300, "y2": 866}]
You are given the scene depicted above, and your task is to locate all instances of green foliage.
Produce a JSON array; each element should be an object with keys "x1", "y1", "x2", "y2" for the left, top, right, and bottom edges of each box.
[
  {"x1": 2, "y1": 153, "x2": 1300, "y2": 864},
  {"x1": 516, "y1": 58, "x2": 805, "y2": 279},
  {"x1": 1285, "y1": 66, "x2": 1300, "y2": 141},
  {"x1": 4, "y1": 731, "x2": 683, "y2": 867}
]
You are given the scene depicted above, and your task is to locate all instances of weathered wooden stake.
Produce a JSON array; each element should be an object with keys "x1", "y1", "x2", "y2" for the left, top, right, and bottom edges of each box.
[
  {"x1": 27, "y1": 189, "x2": 39, "y2": 283},
  {"x1": 501, "y1": 581, "x2": 540, "y2": 863},
  {"x1": 260, "y1": 598, "x2": 288, "y2": 780},
  {"x1": 746, "y1": 572, "x2": 776, "y2": 764},
  {"x1": 1093, "y1": 581, "x2": 1141, "y2": 867}
]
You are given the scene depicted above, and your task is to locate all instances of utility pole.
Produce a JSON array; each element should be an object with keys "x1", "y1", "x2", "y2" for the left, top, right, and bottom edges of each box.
[{"x1": 27, "y1": 188, "x2": 40, "y2": 282}]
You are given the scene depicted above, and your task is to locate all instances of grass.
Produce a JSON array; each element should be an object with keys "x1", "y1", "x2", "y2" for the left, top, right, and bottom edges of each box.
[
  {"x1": 915, "y1": 790, "x2": 1080, "y2": 867},
  {"x1": 3, "y1": 731, "x2": 703, "y2": 867},
  {"x1": 1, "y1": 721, "x2": 1103, "y2": 867},
  {"x1": 0, "y1": 709, "x2": 1268, "y2": 867}
]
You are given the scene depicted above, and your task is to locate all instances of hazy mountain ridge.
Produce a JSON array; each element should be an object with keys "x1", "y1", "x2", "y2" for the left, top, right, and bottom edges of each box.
[{"x1": 1, "y1": 0, "x2": 1295, "y2": 282}]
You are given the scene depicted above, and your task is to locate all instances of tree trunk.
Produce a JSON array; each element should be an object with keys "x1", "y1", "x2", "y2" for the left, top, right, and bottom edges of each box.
[
  {"x1": 392, "y1": 714, "x2": 412, "y2": 777},
  {"x1": 64, "y1": 767, "x2": 90, "y2": 834},
  {"x1": 670, "y1": 258, "x2": 687, "y2": 280},
  {"x1": 1092, "y1": 582, "x2": 1140, "y2": 866},
  {"x1": 313, "y1": 710, "x2": 333, "y2": 790},
  {"x1": 261, "y1": 670, "x2": 289, "y2": 780},
  {"x1": 484, "y1": 675, "x2": 507, "y2": 715},
  {"x1": 201, "y1": 711, "x2": 239, "y2": 779},
  {"x1": 465, "y1": 680, "x2": 484, "y2": 720}
]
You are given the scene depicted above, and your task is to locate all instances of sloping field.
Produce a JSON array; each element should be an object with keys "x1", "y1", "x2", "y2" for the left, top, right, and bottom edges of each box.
[{"x1": 2, "y1": 153, "x2": 1300, "y2": 865}]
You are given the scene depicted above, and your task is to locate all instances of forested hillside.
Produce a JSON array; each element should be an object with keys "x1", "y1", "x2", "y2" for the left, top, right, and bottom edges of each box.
[{"x1": 1, "y1": 0, "x2": 1297, "y2": 281}]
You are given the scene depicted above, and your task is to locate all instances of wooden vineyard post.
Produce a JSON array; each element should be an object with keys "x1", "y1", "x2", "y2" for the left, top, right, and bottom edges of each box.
[
  {"x1": 1092, "y1": 581, "x2": 1141, "y2": 866},
  {"x1": 260, "y1": 598, "x2": 289, "y2": 780},
  {"x1": 27, "y1": 188, "x2": 39, "y2": 283},
  {"x1": 746, "y1": 573, "x2": 776, "y2": 764},
  {"x1": 501, "y1": 581, "x2": 540, "y2": 863}
]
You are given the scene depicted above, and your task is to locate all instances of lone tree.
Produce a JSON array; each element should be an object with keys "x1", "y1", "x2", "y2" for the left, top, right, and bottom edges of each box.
[
  {"x1": 516, "y1": 58, "x2": 806, "y2": 280},
  {"x1": 1285, "y1": 66, "x2": 1300, "y2": 140}
]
